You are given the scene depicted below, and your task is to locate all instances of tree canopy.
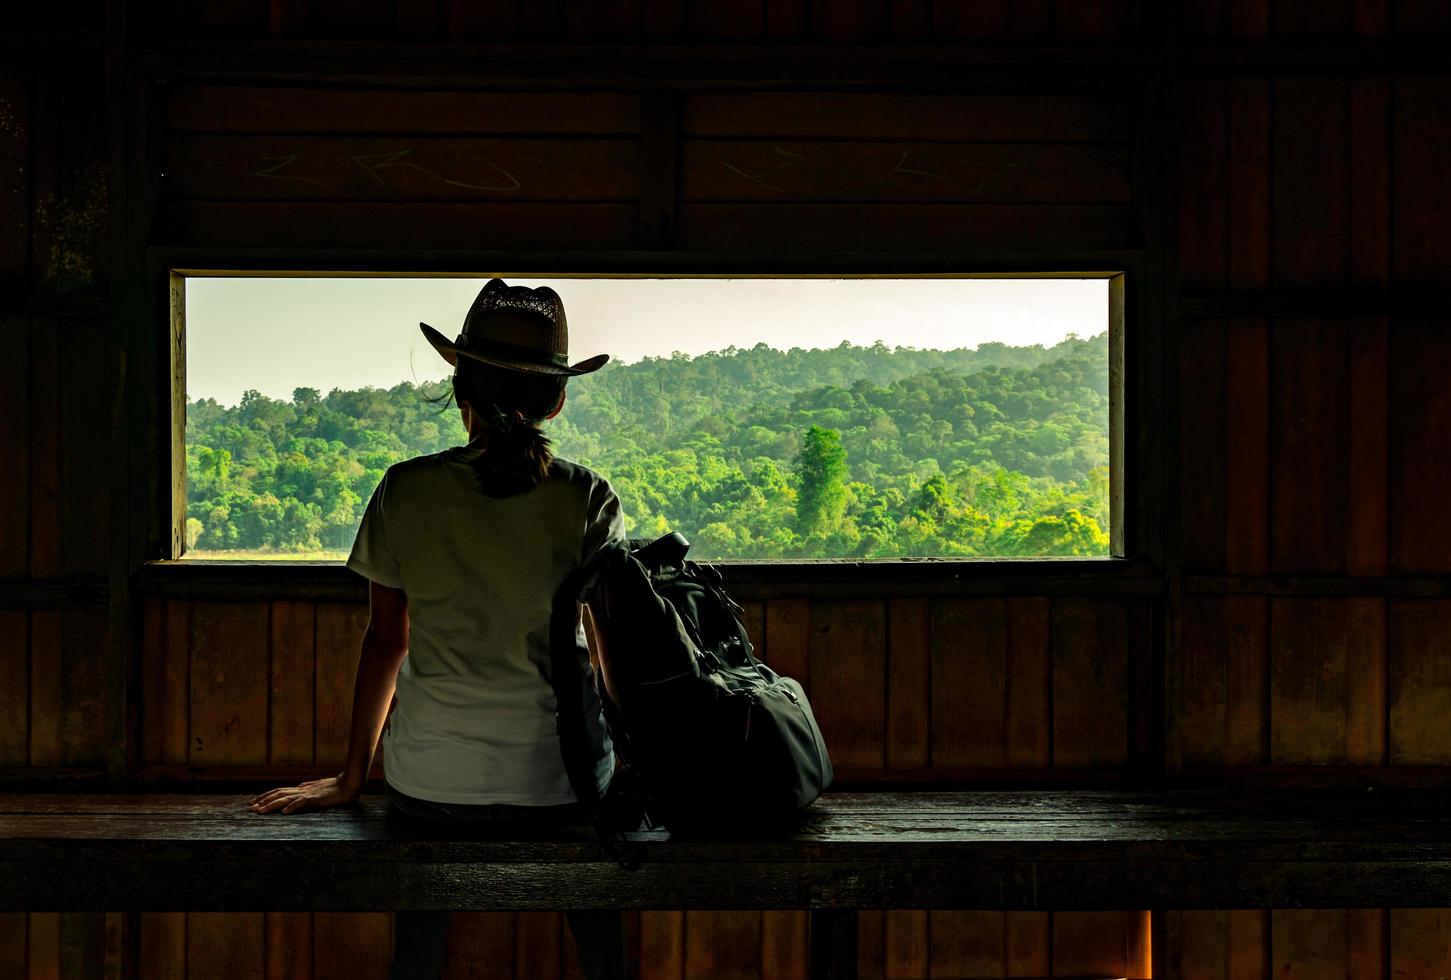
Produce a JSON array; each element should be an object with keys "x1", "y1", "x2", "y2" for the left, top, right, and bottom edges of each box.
[{"x1": 186, "y1": 332, "x2": 1110, "y2": 560}]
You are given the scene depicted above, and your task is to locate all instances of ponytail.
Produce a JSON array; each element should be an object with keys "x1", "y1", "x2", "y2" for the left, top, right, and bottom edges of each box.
[{"x1": 450, "y1": 358, "x2": 567, "y2": 498}]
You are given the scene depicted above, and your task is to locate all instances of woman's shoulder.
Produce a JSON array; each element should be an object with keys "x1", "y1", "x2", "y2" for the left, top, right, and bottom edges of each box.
[{"x1": 547, "y1": 457, "x2": 616, "y2": 495}]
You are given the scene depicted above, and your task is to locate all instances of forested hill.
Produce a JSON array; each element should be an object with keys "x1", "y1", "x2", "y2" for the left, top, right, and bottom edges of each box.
[{"x1": 185, "y1": 332, "x2": 1110, "y2": 559}]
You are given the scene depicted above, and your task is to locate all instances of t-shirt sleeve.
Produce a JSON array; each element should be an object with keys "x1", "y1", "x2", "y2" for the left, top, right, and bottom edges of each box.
[
  {"x1": 579, "y1": 476, "x2": 627, "y2": 581},
  {"x1": 346, "y1": 470, "x2": 404, "y2": 588}
]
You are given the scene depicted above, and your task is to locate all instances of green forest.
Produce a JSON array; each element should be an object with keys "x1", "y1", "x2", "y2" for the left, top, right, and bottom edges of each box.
[{"x1": 185, "y1": 332, "x2": 1111, "y2": 560}]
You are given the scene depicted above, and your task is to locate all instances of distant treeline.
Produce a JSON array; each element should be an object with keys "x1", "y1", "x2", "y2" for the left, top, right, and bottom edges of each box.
[{"x1": 186, "y1": 333, "x2": 1110, "y2": 559}]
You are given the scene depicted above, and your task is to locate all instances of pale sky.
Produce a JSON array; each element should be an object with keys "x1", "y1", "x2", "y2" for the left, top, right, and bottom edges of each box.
[{"x1": 185, "y1": 276, "x2": 1109, "y2": 406}]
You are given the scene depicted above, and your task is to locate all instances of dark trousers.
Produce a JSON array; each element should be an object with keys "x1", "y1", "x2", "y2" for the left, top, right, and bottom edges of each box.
[{"x1": 384, "y1": 782, "x2": 633, "y2": 980}]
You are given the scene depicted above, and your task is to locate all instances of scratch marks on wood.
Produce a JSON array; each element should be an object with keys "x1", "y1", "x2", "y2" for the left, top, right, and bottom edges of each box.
[
  {"x1": 251, "y1": 154, "x2": 325, "y2": 186},
  {"x1": 347, "y1": 148, "x2": 521, "y2": 191},
  {"x1": 719, "y1": 145, "x2": 805, "y2": 194}
]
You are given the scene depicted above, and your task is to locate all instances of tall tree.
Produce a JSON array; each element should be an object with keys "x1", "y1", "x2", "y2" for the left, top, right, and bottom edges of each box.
[{"x1": 795, "y1": 424, "x2": 848, "y2": 538}]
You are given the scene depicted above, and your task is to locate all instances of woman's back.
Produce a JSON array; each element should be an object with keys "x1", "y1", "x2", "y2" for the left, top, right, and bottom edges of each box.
[{"x1": 347, "y1": 448, "x2": 622, "y2": 806}]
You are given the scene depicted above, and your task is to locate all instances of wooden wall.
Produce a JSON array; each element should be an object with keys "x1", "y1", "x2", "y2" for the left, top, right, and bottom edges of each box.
[{"x1": 2, "y1": 0, "x2": 1451, "y2": 976}]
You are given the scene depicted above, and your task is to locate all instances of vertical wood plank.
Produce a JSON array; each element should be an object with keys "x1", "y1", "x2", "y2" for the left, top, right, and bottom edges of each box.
[
  {"x1": 857, "y1": 909, "x2": 884, "y2": 980},
  {"x1": 265, "y1": 912, "x2": 312, "y2": 980},
  {"x1": 1052, "y1": 911, "x2": 1149, "y2": 978},
  {"x1": 764, "y1": 599, "x2": 810, "y2": 692},
  {"x1": 881, "y1": 910, "x2": 925, "y2": 979},
  {"x1": 442, "y1": 911, "x2": 514, "y2": 980},
  {"x1": 683, "y1": 912, "x2": 760, "y2": 980},
  {"x1": 1006, "y1": 911, "x2": 1050, "y2": 974},
  {"x1": 1180, "y1": 320, "x2": 1228, "y2": 572},
  {"x1": 162, "y1": 600, "x2": 191, "y2": 764},
  {"x1": 189, "y1": 602, "x2": 269, "y2": 765},
  {"x1": 1052, "y1": 598, "x2": 1130, "y2": 768},
  {"x1": 0, "y1": 611, "x2": 26, "y2": 766},
  {"x1": 1393, "y1": 79, "x2": 1451, "y2": 286},
  {"x1": 1168, "y1": 910, "x2": 1267, "y2": 980},
  {"x1": 29, "y1": 611, "x2": 63, "y2": 766},
  {"x1": 139, "y1": 912, "x2": 187, "y2": 980},
  {"x1": 0, "y1": 66, "x2": 29, "y2": 278},
  {"x1": 1389, "y1": 600, "x2": 1451, "y2": 765},
  {"x1": 761, "y1": 910, "x2": 807, "y2": 980},
  {"x1": 1005, "y1": 596, "x2": 1051, "y2": 768},
  {"x1": 30, "y1": 315, "x2": 62, "y2": 578},
  {"x1": 739, "y1": 600, "x2": 766, "y2": 664},
  {"x1": 929, "y1": 598, "x2": 1006, "y2": 768},
  {"x1": 58, "y1": 319, "x2": 108, "y2": 575},
  {"x1": 885, "y1": 598, "x2": 929, "y2": 770},
  {"x1": 0, "y1": 316, "x2": 29, "y2": 577},
  {"x1": 58, "y1": 913, "x2": 104, "y2": 980},
  {"x1": 0, "y1": 913, "x2": 27, "y2": 980},
  {"x1": 515, "y1": 910, "x2": 562, "y2": 980},
  {"x1": 637, "y1": 911, "x2": 683, "y2": 980},
  {"x1": 270, "y1": 600, "x2": 316, "y2": 765},
  {"x1": 1349, "y1": 77, "x2": 1391, "y2": 286},
  {"x1": 809, "y1": 599, "x2": 885, "y2": 770},
  {"x1": 1177, "y1": 81, "x2": 1227, "y2": 289},
  {"x1": 927, "y1": 911, "x2": 1002, "y2": 976},
  {"x1": 1272, "y1": 79, "x2": 1350, "y2": 286},
  {"x1": 1271, "y1": 320, "x2": 1350, "y2": 574},
  {"x1": 1390, "y1": 909, "x2": 1451, "y2": 978},
  {"x1": 1272, "y1": 910, "x2": 1384, "y2": 979},
  {"x1": 1390, "y1": 320, "x2": 1451, "y2": 574},
  {"x1": 1227, "y1": 79, "x2": 1271, "y2": 289},
  {"x1": 61, "y1": 610, "x2": 106, "y2": 765},
  {"x1": 189, "y1": 913, "x2": 265, "y2": 980},
  {"x1": 314, "y1": 602, "x2": 368, "y2": 765},
  {"x1": 1224, "y1": 318, "x2": 1270, "y2": 575},
  {"x1": 1347, "y1": 318, "x2": 1389, "y2": 576},
  {"x1": 29, "y1": 912, "x2": 60, "y2": 980},
  {"x1": 1270, "y1": 597, "x2": 1386, "y2": 764}
]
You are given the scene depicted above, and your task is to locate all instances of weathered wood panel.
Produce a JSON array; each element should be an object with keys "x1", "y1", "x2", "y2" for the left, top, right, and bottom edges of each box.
[
  {"x1": 0, "y1": 613, "x2": 26, "y2": 767},
  {"x1": 265, "y1": 911, "x2": 312, "y2": 980},
  {"x1": 1052, "y1": 598, "x2": 1131, "y2": 767},
  {"x1": 0, "y1": 317, "x2": 29, "y2": 577},
  {"x1": 885, "y1": 598, "x2": 929, "y2": 770},
  {"x1": 929, "y1": 598, "x2": 1007, "y2": 768},
  {"x1": 1166, "y1": 909, "x2": 1267, "y2": 979},
  {"x1": 1224, "y1": 318, "x2": 1270, "y2": 576},
  {"x1": 683, "y1": 910, "x2": 761, "y2": 980},
  {"x1": 1393, "y1": 78, "x2": 1451, "y2": 287},
  {"x1": 1180, "y1": 596, "x2": 1268, "y2": 766},
  {"x1": 1270, "y1": 909, "x2": 1383, "y2": 979},
  {"x1": 1389, "y1": 600, "x2": 1451, "y2": 766},
  {"x1": 1390, "y1": 320, "x2": 1451, "y2": 574},
  {"x1": 1180, "y1": 319, "x2": 1228, "y2": 571},
  {"x1": 315, "y1": 602, "x2": 369, "y2": 765},
  {"x1": 316, "y1": 912, "x2": 391, "y2": 980},
  {"x1": 189, "y1": 602, "x2": 269, "y2": 765},
  {"x1": 809, "y1": 599, "x2": 886, "y2": 770},
  {"x1": 269, "y1": 600, "x2": 316, "y2": 766}
]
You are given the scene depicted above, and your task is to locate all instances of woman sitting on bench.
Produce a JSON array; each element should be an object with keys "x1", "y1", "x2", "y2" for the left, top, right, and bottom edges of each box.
[{"x1": 244, "y1": 278, "x2": 634, "y2": 980}]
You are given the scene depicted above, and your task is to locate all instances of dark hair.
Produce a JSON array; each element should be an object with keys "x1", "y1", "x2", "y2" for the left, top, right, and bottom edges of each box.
[{"x1": 450, "y1": 356, "x2": 568, "y2": 497}]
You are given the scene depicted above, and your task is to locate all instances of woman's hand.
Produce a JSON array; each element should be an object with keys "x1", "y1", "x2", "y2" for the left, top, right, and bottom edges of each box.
[{"x1": 247, "y1": 774, "x2": 361, "y2": 815}]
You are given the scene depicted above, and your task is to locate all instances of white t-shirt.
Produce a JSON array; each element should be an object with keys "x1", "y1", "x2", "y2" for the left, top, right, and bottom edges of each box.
[{"x1": 345, "y1": 446, "x2": 623, "y2": 805}]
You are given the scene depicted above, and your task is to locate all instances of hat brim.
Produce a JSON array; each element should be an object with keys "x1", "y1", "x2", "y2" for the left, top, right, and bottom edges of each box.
[{"x1": 420, "y1": 322, "x2": 609, "y2": 376}]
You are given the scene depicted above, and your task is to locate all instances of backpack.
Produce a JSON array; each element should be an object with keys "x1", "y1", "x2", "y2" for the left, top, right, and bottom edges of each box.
[{"x1": 559, "y1": 532, "x2": 834, "y2": 845}]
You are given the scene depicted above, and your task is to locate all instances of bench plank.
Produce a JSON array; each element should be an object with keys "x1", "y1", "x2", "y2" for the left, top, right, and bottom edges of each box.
[{"x1": 2, "y1": 791, "x2": 1450, "y2": 912}]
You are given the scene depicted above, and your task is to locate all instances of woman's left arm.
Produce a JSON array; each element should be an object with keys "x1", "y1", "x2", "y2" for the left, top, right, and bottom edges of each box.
[{"x1": 248, "y1": 580, "x2": 409, "y2": 814}]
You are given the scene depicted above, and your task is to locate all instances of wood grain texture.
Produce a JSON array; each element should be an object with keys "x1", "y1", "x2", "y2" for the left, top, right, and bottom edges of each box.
[
  {"x1": 265, "y1": 911, "x2": 312, "y2": 980},
  {"x1": 1270, "y1": 909, "x2": 1383, "y2": 980},
  {"x1": 314, "y1": 602, "x2": 369, "y2": 765},
  {"x1": 143, "y1": 912, "x2": 192, "y2": 980},
  {"x1": 0, "y1": 612, "x2": 26, "y2": 767},
  {"x1": 0, "y1": 67, "x2": 29, "y2": 279},
  {"x1": 1005, "y1": 596, "x2": 1051, "y2": 768},
  {"x1": 1224, "y1": 318, "x2": 1270, "y2": 575},
  {"x1": 29, "y1": 316, "x2": 61, "y2": 578},
  {"x1": 1347, "y1": 318, "x2": 1389, "y2": 576},
  {"x1": 166, "y1": 88, "x2": 641, "y2": 135},
  {"x1": 930, "y1": 598, "x2": 1006, "y2": 768},
  {"x1": 1393, "y1": 78, "x2": 1451, "y2": 286},
  {"x1": 189, "y1": 912, "x2": 265, "y2": 980},
  {"x1": 189, "y1": 602, "x2": 269, "y2": 765},
  {"x1": 680, "y1": 141, "x2": 1129, "y2": 203},
  {"x1": 683, "y1": 911, "x2": 760, "y2": 980},
  {"x1": 1227, "y1": 79, "x2": 1271, "y2": 289},
  {"x1": 761, "y1": 909, "x2": 807, "y2": 980},
  {"x1": 269, "y1": 600, "x2": 316, "y2": 766},
  {"x1": 28, "y1": 912, "x2": 58, "y2": 980},
  {"x1": 1389, "y1": 600, "x2": 1451, "y2": 765},
  {"x1": 1390, "y1": 909, "x2": 1451, "y2": 979},
  {"x1": 1052, "y1": 598, "x2": 1130, "y2": 767},
  {"x1": 637, "y1": 910, "x2": 683, "y2": 980},
  {"x1": 58, "y1": 319, "x2": 108, "y2": 576},
  {"x1": 28, "y1": 611, "x2": 62, "y2": 767},
  {"x1": 60, "y1": 610, "x2": 106, "y2": 765},
  {"x1": 1180, "y1": 595, "x2": 1268, "y2": 767},
  {"x1": 442, "y1": 911, "x2": 513, "y2": 980},
  {"x1": 1166, "y1": 909, "x2": 1267, "y2": 980},
  {"x1": 763, "y1": 599, "x2": 809, "y2": 692},
  {"x1": 1272, "y1": 79, "x2": 1350, "y2": 287},
  {"x1": 1269, "y1": 597, "x2": 1386, "y2": 765},
  {"x1": 682, "y1": 93, "x2": 1128, "y2": 142},
  {"x1": 881, "y1": 909, "x2": 925, "y2": 979},
  {"x1": 1349, "y1": 78, "x2": 1390, "y2": 286},
  {"x1": 515, "y1": 910, "x2": 562, "y2": 980},
  {"x1": 1180, "y1": 319, "x2": 1228, "y2": 571},
  {"x1": 927, "y1": 910, "x2": 1009, "y2": 975},
  {"x1": 886, "y1": 598, "x2": 929, "y2": 770},
  {"x1": 1271, "y1": 320, "x2": 1350, "y2": 574},
  {"x1": 1053, "y1": 910, "x2": 1151, "y2": 978},
  {"x1": 1177, "y1": 81, "x2": 1227, "y2": 289},
  {"x1": 0, "y1": 316, "x2": 29, "y2": 577},
  {"x1": 808, "y1": 599, "x2": 886, "y2": 770},
  {"x1": 1390, "y1": 320, "x2": 1451, "y2": 574}
]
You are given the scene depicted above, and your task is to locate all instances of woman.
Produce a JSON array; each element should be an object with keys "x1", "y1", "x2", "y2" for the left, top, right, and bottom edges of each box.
[{"x1": 245, "y1": 278, "x2": 634, "y2": 980}]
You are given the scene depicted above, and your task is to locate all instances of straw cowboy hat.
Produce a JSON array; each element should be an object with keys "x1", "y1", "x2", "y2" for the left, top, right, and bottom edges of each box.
[{"x1": 420, "y1": 277, "x2": 609, "y2": 376}]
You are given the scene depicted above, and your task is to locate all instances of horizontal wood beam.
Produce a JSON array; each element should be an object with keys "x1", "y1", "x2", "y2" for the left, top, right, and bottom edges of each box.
[{"x1": 1181, "y1": 291, "x2": 1451, "y2": 320}]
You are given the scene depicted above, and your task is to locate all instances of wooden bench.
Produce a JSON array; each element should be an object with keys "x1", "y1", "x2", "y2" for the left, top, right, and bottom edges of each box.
[{"x1": 4, "y1": 789, "x2": 1450, "y2": 978}]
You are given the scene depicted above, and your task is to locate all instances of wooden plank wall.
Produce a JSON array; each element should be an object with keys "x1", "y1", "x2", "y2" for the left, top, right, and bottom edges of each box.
[{"x1": 0, "y1": 59, "x2": 112, "y2": 777}]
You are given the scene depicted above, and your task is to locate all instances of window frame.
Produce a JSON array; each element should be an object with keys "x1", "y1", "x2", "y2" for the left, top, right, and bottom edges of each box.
[{"x1": 156, "y1": 261, "x2": 1142, "y2": 583}]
